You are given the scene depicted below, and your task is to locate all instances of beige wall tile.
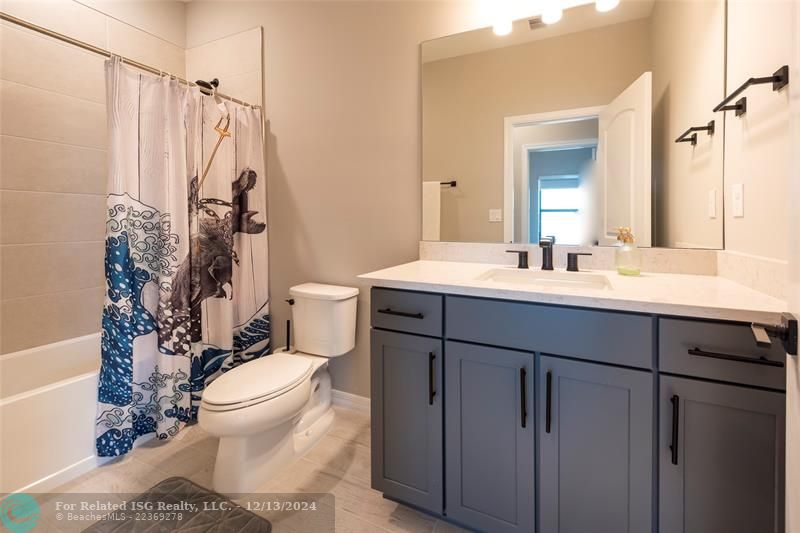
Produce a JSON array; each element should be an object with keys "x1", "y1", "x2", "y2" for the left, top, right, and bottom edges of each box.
[
  {"x1": 1, "y1": 241, "x2": 104, "y2": 299},
  {"x1": 217, "y1": 71, "x2": 262, "y2": 107},
  {"x1": 0, "y1": 0, "x2": 107, "y2": 49},
  {"x1": 0, "y1": 136, "x2": 106, "y2": 194},
  {"x1": 0, "y1": 190, "x2": 106, "y2": 244},
  {"x1": 0, "y1": 22, "x2": 107, "y2": 104},
  {"x1": 0, "y1": 81, "x2": 106, "y2": 149},
  {"x1": 79, "y1": 0, "x2": 187, "y2": 48},
  {"x1": 186, "y1": 27, "x2": 261, "y2": 80},
  {"x1": 107, "y1": 19, "x2": 186, "y2": 78},
  {"x1": 0, "y1": 286, "x2": 104, "y2": 354}
]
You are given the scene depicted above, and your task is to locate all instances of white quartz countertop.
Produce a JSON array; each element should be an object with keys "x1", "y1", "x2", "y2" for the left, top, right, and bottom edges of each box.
[{"x1": 358, "y1": 260, "x2": 787, "y2": 323}]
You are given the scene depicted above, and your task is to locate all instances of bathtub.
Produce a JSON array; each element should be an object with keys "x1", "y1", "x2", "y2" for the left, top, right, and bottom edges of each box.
[{"x1": 0, "y1": 333, "x2": 108, "y2": 493}]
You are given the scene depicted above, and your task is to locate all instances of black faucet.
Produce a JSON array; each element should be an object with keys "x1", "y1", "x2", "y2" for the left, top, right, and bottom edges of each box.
[
  {"x1": 539, "y1": 236, "x2": 555, "y2": 270},
  {"x1": 506, "y1": 250, "x2": 529, "y2": 269},
  {"x1": 566, "y1": 252, "x2": 592, "y2": 272}
]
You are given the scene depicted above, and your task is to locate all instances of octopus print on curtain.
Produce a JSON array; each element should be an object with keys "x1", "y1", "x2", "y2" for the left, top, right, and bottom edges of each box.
[{"x1": 96, "y1": 58, "x2": 270, "y2": 456}]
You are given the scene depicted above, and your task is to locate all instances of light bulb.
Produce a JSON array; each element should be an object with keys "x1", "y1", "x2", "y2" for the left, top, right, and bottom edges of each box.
[
  {"x1": 596, "y1": 0, "x2": 620, "y2": 12},
  {"x1": 493, "y1": 19, "x2": 513, "y2": 36},
  {"x1": 542, "y1": 1, "x2": 563, "y2": 24}
]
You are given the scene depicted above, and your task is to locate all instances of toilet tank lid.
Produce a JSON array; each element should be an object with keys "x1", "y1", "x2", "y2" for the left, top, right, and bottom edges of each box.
[{"x1": 290, "y1": 283, "x2": 359, "y2": 301}]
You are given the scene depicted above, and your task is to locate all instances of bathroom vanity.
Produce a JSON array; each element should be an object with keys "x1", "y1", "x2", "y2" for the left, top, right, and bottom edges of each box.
[{"x1": 360, "y1": 261, "x2": 791, "y2": 533}]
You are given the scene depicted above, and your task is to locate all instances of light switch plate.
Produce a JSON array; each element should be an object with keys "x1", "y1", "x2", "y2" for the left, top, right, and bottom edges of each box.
[
  {"x1": 732, "y1": 184, "x2": 744, "y2": 218},
  {"x1": 489, "y1": 208, "x2": 503, "y2": 222},
  {"x1": 708, "y1": 189, "x2": 717, "y2": 219}
]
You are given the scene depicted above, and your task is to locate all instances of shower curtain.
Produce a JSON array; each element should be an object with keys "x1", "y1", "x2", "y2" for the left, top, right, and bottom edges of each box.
[{"x1": 95, "y1": 58, "x2": 270, "y2": 456}]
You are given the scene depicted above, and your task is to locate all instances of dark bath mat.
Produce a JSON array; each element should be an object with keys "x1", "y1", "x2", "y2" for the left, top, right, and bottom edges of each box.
[{"x1": 82, "y1": 477, "x2": 271, "y2": 533}]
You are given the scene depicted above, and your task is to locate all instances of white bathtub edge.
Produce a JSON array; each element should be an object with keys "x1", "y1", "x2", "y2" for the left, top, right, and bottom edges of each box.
[
  {"x1": 14, "y1": 430, "x2": 159, "y2": 494},
  {"x1": 16, "y1": 455, "x2": 113, "y2": 494},
  {"x1": 0, "y1": 332, "x2": 101, "y2": 362}
]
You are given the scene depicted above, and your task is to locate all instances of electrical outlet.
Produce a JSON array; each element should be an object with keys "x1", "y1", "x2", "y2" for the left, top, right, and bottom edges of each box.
[
  {"x1": 489, "y1": 209, "x2": 503, "y2": 222},
  {"x1": 708, "y1": 189, "x2": 717, "y2": 219},
  {"x1": 732, "y1": 184, "x2": 744, "y2": 218}
]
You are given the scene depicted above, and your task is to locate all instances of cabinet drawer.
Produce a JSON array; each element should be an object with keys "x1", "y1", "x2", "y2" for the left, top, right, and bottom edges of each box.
[
  {"x1": 659, "y1": 318, "x2": 786, "y2": 390},
  {"x1": 446, "y1": 296, "x2": 653, "y2": 369},
  {"x1": 371, "y1": 288, "x2": 443, "y2": 337}
]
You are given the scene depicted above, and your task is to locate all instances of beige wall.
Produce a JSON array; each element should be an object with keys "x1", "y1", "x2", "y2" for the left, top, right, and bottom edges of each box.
[
  {"x1": 0, "y1": 0, "x2": 187, "y2": 353},
  {"x1": 422, "y1": 18, "x2": 652, "y2": 243},
  {"x1": 724, "y1": 0, "x2": 793, "y2": 262},
  {"x1": 651, "y1": 0, "x2": 725, "y2": 249},
  {"x1": 185, "y1": 1, "x2": 489, "y2": 397}
]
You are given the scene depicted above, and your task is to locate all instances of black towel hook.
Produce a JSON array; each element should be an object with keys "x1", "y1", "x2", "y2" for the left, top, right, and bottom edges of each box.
[
  {"x1": 675, "y1": 120, "x2": 715, "y2": 146},
  {"x1": 713, "y1": 65, "x2": 789, "y2": 117}
]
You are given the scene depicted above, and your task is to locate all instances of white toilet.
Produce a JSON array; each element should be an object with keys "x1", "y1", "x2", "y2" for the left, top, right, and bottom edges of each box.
[{"x1": 199, "y1": 282, "x2": 358, "y2": 494}]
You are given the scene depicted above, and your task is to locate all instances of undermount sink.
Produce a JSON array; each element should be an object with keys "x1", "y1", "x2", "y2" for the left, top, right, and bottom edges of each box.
[{"x1": 475, "y1": 268, "x2": 610, "y2": 290}]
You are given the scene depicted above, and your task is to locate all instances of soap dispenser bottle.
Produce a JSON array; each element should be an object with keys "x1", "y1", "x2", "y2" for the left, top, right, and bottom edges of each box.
[{"x1": 615, "y1": 227, "x2": 641, "y2": 276}]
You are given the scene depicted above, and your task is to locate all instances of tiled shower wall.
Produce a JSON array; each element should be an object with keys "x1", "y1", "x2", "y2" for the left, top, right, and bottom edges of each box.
[
  {"x1": 0, "y1": 1, "x2": 186, "y2": 354},
  {"x1": 0, "y1": 0, "x2": 264, "y2": 354}
]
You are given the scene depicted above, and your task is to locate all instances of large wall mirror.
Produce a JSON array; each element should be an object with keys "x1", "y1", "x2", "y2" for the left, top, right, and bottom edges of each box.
[{"x1": 421, "y1": 0, "x2": 726, "y2": 248}]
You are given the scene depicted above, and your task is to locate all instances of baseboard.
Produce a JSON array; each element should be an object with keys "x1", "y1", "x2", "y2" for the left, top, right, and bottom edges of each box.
[{"x1": 331, "y1": 389, "x2": 370, "y2": 414}]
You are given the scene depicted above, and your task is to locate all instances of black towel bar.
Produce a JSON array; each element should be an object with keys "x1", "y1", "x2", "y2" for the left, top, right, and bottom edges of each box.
[
  {"x1": 713, "y1": 65, "x2": 789, "y2": 117},
  {"x1": 675, "y1": 120, "x2": 715, "y2": 146}
]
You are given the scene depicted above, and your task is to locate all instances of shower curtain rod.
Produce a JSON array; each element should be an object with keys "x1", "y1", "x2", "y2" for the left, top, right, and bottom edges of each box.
[{"x1": 0, "y1": 11, "x2": 261, "y2": 109}]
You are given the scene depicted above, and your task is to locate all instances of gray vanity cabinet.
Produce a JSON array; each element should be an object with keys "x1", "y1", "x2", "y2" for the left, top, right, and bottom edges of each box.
[
  {"x1": 659, "y1": 375, "x2": 785, "y2": 533},
  {"x1": 444, "y1": 341, "x2": 535, "y2": 533},
  {"x1": 370, "y1": 329, "x2": 443, "y2": 514},
  {"x1": 537, "y1": 355, "x2": 654, "y2": 533},
  {"x1": 369, "y1": 287, "x2": 788, "y2": 533}
]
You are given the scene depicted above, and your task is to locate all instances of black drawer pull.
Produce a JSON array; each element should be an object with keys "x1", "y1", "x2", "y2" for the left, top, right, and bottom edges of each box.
[
  {"x1": 545, "y1": 370, "x2": 552, "y2": 434},
  {"x1": 378, "y1": 308, "x2": 424, "y2": 320},
  {"x1": 688, "y1": 347, "x2": 784, "y2": 368},
  {"x1": 670, "y1": 395, "x2": 680, "y2": 465},
  {"x1": 520, "y1": 368, "x2": 527, "y2": 428},
  {"x1": 428, "y1": 352, "x2": 436, "y2": 405}
]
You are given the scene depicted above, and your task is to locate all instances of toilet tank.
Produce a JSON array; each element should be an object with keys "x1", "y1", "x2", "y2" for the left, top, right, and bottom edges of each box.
[{"x1": 289, "y1": 283, "x2": 359, "y2": 357}]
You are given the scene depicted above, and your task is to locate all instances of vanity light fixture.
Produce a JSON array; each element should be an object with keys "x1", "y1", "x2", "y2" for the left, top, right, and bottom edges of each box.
[
  {"x1": 542, "y1": 1, "x2": 563, "y2": 24},
  {"x1": 596, "y1": 0, "x2": 620, "y2": 12},
  {"x1": 493, "y1": 19, "x2": 513, "y2": 36}
]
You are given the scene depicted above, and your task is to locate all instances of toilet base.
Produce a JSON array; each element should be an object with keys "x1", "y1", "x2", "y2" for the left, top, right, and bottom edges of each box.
[{"x1": 210, "y1": 365, "x2": 334, "y2": 494}]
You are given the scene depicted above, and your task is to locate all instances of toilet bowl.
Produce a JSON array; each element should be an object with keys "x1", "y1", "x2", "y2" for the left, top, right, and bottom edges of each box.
[{"x1": 198, "y1": 283, "x2": 358, "y2": 494}]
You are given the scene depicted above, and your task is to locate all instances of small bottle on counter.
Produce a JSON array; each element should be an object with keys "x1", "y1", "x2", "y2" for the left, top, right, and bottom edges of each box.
[{"x1": 615, "y1": 227, "x2": 641, "y2": 276}]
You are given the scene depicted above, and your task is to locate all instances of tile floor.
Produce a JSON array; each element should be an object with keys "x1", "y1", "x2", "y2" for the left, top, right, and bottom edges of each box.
[{"x1": 35, "y1": 407, "x2": 465, "y2": 533}]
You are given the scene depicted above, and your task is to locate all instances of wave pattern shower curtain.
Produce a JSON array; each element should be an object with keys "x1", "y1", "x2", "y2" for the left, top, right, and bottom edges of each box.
[{"x1": 96, "y1": 58, "x2": 270, "y2": 456}]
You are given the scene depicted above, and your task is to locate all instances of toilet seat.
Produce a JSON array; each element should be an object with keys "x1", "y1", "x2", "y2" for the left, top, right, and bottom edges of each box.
[{"x1": 201, "y1": 353, "x2": 314, "y2": 412}]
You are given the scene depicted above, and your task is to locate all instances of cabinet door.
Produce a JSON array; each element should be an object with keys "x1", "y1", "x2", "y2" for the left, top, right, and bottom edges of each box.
[
  {"x1": 370, "y1": 329, "x2": 443, "y2": 514},
  {"x1": 660, "y1": 375, "x2": 785, "y2": 533},
  {"x1": 445, "y1": 341, "x2": 534, "y2": 533},
  {"x1": 538, "y1": 355, "x2": 653, "y2": 533}
]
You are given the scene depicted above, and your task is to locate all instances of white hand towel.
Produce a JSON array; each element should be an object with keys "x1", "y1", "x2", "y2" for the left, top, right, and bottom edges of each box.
[{"x1": 422, "y1": 181, "x2": 441, "y2": 241}]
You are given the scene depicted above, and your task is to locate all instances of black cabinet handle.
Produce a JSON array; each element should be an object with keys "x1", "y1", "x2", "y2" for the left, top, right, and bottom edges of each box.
[
  {"x1": 378, "y1": 308, "x2": 424, "y2": 320},
  {"x1": 688, "y1": 347, "x2": 784, "y2": 368},
  {"x1": 670, "y1": 395, "x2": 680, "y2": 465},
  {"x1": 520, "y1": 368, "x2": 528, "y2": 428},
  {"x1": 545, "y1": 370, "x2": 552, "y2": 434},
  {"x1": 428, "y1": 352, "x2": 436, "y2": 405}
]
